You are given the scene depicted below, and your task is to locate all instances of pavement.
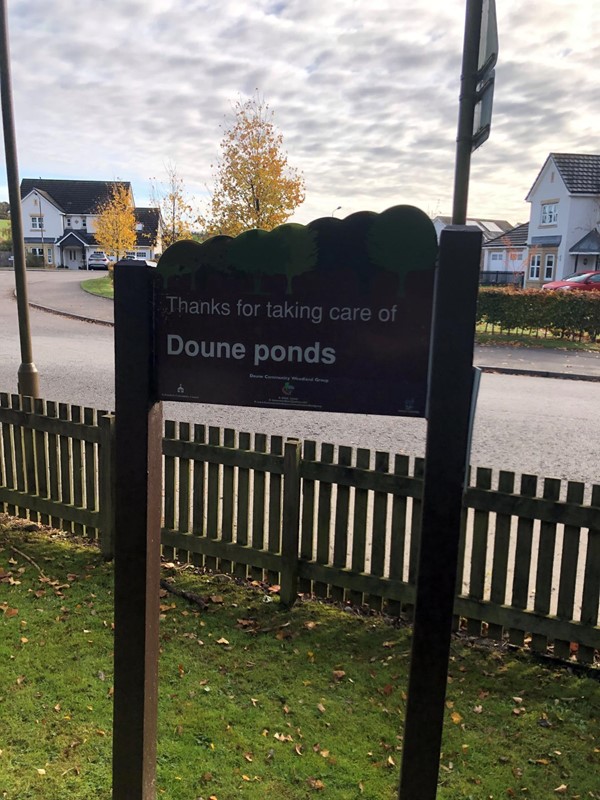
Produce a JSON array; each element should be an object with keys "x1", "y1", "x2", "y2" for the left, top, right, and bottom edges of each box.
[{"x1": 11, "y1": 268, "x2": 600, "y2": 382}]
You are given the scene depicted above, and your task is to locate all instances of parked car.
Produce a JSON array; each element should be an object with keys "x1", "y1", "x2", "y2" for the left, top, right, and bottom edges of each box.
[
  {"x1": 87, "y1": 252, "x2": 110, "y2": 270},
  {"x1": 541, "y1": 271, "x2": 600, "y2": 291}
]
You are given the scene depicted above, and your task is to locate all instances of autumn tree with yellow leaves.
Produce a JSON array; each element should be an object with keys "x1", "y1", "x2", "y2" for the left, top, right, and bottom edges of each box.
[
  {"x1": 93, "y1": 183, "x2": 136, "y2": 265},
  {"x1": 150, "y1": 163, "x2": 196, "y2": 249},
  {"x1": 200, "y1": 95, "x2": 305, "y2": 237}
]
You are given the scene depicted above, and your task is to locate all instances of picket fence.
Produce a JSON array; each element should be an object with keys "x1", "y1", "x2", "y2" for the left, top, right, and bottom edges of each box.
[{"x1": 1, "y1": 392, "x2": 599, "y2": 665}]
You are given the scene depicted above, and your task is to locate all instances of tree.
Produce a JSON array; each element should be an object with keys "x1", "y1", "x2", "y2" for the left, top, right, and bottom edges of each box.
[
  {"x1": 200, "y1": 94, "x2": 305, "y2": 237},
  {"x1": 150, "y1": 163, "x2": 195, "y2": 250},
  {"x1": 94, "y1": 183, "x2": 136, "y2": 264}
]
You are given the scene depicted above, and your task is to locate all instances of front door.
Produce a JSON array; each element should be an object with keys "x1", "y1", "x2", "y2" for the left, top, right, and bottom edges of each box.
[{"x1": 63, "y1": 246, "x2": 84, "y2": 270}]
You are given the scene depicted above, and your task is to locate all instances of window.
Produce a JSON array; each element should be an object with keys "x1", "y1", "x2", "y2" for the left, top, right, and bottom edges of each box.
[
  {"x1": 541, "y1": 203, "x2": 558, "y2": 225},
  {"x1": 31, "y1": 247, "x2": 43, "y2": 256},
  {"x1": 82, "y1": 216, "x2": 87, "y2": 227},
  {"x1": 31, "y1": 216, "x2": 44, "y2": 229},
  {"x1": 529, "y1": 254, "x2": 541, "y2": 280},
  {"x1": 490, "y1": 252, "x2": 504, "y2": 262},
  {"x1": 66, "y1": 217, "x2": 72, "y2": 227},
  {"x1": 544, "y1": 254, "x2": 555, "y2": 281},
  {"x1": 47, "y1": 249, "x2": 53, "y2": 264}
]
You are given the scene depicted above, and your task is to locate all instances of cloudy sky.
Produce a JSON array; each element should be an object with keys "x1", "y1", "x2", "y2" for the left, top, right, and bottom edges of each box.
[{"x1": 1, "y1": 0, "x2": 598, "y2": 228}]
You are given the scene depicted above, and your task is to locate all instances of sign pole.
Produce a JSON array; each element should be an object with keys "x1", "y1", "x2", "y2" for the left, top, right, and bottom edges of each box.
[
  {"x1": 398, "y1": 226, "x2": 482, "y2": 799},
  {"x1": 112, "y1": 261, "x2": 162, "y2": 800},
  {"x1": 451, "y1": 0, "x2": 483, "y2": 225}
]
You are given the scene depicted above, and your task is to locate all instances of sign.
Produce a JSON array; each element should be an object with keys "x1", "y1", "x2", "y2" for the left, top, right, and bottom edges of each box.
[
  {"x1": 472, "y1": 0, "x2": 498, "y2": 151},
  {"x1": 154, "y1": 206, "x2": 438, "y2": 417}
]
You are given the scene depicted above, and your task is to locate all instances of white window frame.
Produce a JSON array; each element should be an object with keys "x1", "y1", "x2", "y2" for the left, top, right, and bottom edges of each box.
[
  {"x1": 47, "y1": 248, "x2": 53, "y2": 264},
  {"x1": 544, "y1": 254, "x2": 555, "y2": 281},
  {"x1": 31, "y1": 216, "x2": 44, "y2": 229},
  {"x1": 490, "y1": 252, "x2": 504, "y2": 262},
  {"x1": 529, "y1": 254, "x2": 541, "y2": 280},
  {"x1": 541, "y1": 202, "x2": 558, "y2": 225}
]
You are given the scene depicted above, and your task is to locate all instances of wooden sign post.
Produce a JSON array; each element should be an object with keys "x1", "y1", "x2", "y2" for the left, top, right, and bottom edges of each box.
[{"x1": 110, "y1": 214, "x2": 482, "y2": 800}]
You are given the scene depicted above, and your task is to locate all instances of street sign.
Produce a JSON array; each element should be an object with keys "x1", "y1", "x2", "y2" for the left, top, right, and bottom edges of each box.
[
  {"x1": 472, "y1": 0, "x2": 498, "y2": 151},
  {"x1": 154, "y1": 206, "x2": 438, "y2": 417}
]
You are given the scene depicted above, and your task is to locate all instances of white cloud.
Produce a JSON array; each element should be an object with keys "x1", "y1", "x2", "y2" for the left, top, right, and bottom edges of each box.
[{"x1": 1, "y1": 0, "x2": 598, "y2": 227}]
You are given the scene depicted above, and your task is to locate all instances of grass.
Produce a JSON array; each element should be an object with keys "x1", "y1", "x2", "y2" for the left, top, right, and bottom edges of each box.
[
  {"x1": 80, "y1": 275, "x2": 113, "y2": 299},
  {"x1": 2, "y1": 518, "x2": 598, "y2": 799}
]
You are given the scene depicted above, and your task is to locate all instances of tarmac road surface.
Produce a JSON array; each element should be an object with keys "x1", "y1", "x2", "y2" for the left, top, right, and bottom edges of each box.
[{"x1": 1, "y1": 269, "x2": 599, "y2": 486}]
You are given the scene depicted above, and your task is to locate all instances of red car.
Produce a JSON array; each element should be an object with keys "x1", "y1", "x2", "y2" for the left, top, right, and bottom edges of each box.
[{"x1": 542, "y1": 271, "x2": 600, "y2": 291}]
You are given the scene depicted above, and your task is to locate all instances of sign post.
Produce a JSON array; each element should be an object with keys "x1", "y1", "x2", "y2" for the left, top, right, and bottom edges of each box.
[
  {"x1": 112, "y1": 260, "x2": 163, "y2": 800},
  {"x1": 398, "y1": 225, "x2": 482, "y2": 799},
  {"x1": 110, "y1": 212, "x2": 482, "y2": 800},
  {"x1": 452, "y1": 0, "x2": 498, "y2": 224}
]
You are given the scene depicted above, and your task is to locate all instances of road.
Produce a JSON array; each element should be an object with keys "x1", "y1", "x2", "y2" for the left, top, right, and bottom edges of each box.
[{"x1": 1, "y1": 270, "x2": 599, "y2": 486}]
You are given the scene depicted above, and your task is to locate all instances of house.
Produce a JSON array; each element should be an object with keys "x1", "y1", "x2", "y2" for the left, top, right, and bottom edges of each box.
[
  {"x1": 480, "y1": 222, "x2": 528, "y2": 284},
  {"x1": 524, "y1": 153, "x2": 600, "y2": 286},
  {"x1": 19, "y1": 178, "x2": 163, "y2": 269}
]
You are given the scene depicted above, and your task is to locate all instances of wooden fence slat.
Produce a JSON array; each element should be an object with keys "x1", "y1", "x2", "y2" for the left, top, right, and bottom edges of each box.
[
  {"x1": 99, "y1": 413, "x2": 116, "y2": 560},
  {"x1": 408, "y1": 457, "x2": 424, "y2": 588},
  {"x1": 11, "y1": 395, "x2": 27, "y2": 519},
  {"x1": 531, "y1": 477, "x2": 561, "y2": 652},
  {"x1": 314, "y1": 442, "x2": 334, "y2": 598},
  {"x1": 298, "y1": 439, "x2": 316, "y2": 594},
  {"x1": 554, "y1": 481, "x2": 585, "y2": 659},
  {"x1": 70, "y1": 405, "x2": 84, "y2": 536},
  {"x1": 83, "y1": 407, "x2": 98, "y2": 538},
  {"x1": 205, "y1": 426, "x2": 221, "y2": 572},
  {"x1": 234, "y1": 432, "x2": 251, "y2": 580},
  {"x1": 331, "y1": 445, "x2": 352, "y2": 603},
  {"x1": 33, "y1": 398, "x2": 49, "y2": 526},
  {"x1": 367, "y1": 451, "x2": 389, "y2": 611},
  {"x1": 280, "y1": 439, "x2": 302, "y2": 607},
  {"x1": 177, "y1": 423, "x2": 192, "y2": 539},
  {"x1": 1, "y1": 394, "x2": 16, "y2": 515},
  {"x1": 267, "y1": 435, "x2": 284, "y2": 586},
  {"x1": 579, "y1": 484, "x2": 600, "y2": 663},
  {"x1": 386, "y1": 454, "x2": 410, "y2": 616},
  {"x1": 58, "y1": 403, "x2": 73, "y2": 532},
  {"x1": 251, "y1": 432, "x2": 267, "y2": 581},
  {"x1": 349, "y1": 448, "x2": 370, "y2": 607},
  {"x1": 467, "y1": 468, "x2": 492, "y2": 636},
  {"x1": 163, "y1": 419, "x2": 177, "y2": 562},
  {"x1": 509, "y1": 474, "x2": 538, "y2": 646},
  {"x1": 46, "y1": 401, "x2": 61, "y2": 528},
  {"x1": 191, "y1": 424, "x2": 206, "y2": 568},
  {"x1": 220, "y1": 428, "x2": 235, "y2": 574},
  {"x1": 487, "y1": 470, "x2": 515, "y2": 640},
  {"x1": 21, "y1": 395, "x2": 36, "y2": 494}
]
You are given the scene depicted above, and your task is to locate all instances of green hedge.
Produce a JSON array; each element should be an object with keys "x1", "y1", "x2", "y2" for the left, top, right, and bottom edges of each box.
[{"x1": 477, "y1": 287, "x2": 600, "y2": 341}]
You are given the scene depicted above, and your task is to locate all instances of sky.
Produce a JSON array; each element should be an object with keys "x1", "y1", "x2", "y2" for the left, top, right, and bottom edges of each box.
[{"x1": 1, "y1": 0, "x2": 598, "y2": 229}]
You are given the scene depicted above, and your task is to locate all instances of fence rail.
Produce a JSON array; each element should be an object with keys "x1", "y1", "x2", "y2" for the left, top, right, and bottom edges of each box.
[{"x1": 1, "y1": 393, "x2": 599, "y2": 664}]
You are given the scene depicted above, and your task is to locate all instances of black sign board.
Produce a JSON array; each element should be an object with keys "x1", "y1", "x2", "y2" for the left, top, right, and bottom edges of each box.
[{"x1": 154, "y1": 205, "x2": 437, "y2": 417}]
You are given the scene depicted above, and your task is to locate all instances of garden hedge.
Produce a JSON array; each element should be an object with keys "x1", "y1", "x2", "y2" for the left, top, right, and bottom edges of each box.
[{"x1": 477, "y1": 287, "x2": 600, "y2": 341}]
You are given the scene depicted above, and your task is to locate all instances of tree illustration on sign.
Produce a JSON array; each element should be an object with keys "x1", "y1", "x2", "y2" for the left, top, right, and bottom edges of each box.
[{"x1": 368, "y1": 205, "x2": 438, "y2": 295}]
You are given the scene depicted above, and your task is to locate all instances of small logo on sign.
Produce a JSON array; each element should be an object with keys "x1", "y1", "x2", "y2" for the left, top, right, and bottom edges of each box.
[
  {"x1": 177, "y1": 384, "x2": 185, "y2": 394},
  {"x1": 282, "y1": 382, "x2": 295, "y2": 396}
]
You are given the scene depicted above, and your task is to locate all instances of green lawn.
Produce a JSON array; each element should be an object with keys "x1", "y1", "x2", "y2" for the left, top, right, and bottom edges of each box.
[
  {"x1": 80, "y1": 275, "x2": 113, "y2": 299},
  {"x1": 1, "y1": 518, "x2": 599, "y2": 799}
]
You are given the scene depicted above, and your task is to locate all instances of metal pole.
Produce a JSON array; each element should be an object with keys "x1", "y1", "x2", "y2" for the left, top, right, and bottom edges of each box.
[
  {"x1": 0, "y1": 0, "x2": 39, "y2": 397},
  {"x1": 451, "y1": 0, "x2": 483, "y2": 225}
]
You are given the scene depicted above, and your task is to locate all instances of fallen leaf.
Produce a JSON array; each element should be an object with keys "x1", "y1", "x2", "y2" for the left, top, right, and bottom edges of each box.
[
  {"x1": 307, "y1": 777, "x2": 325, "y2": 790},
  {"x1": 244, "y1": 753, "x2": 253, "y2": 762},
  {"x1": 36, "y1": 768, "x2": 46, "y2": 775},
  {"x1": 451, "y1": 712, "x2": 463, "y2": 725},
  {"x1": 295, "y1": 744, "x2": 303, "y2": 756},
  {"x1": 473, "y1": 705, "x2": 483, "y2": 714},
  {"x1": 317, "y1": 703, "x2": 326, "y2": 714},
  {"x1": 382, "y1": 641, "x2": 395, "y2": 648},
  {"x1": 554, "y1": 785, "x2": 568, "y2": 794},
  {"x1": 332, "y1": 670, "x2": 346, "y2": 681},
  {"x1": 209, "y1": 595, "x2": 224, "y2": 604},
  {"x1": 216, "y1": 638, "x2": 230, "y2": 646}
]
